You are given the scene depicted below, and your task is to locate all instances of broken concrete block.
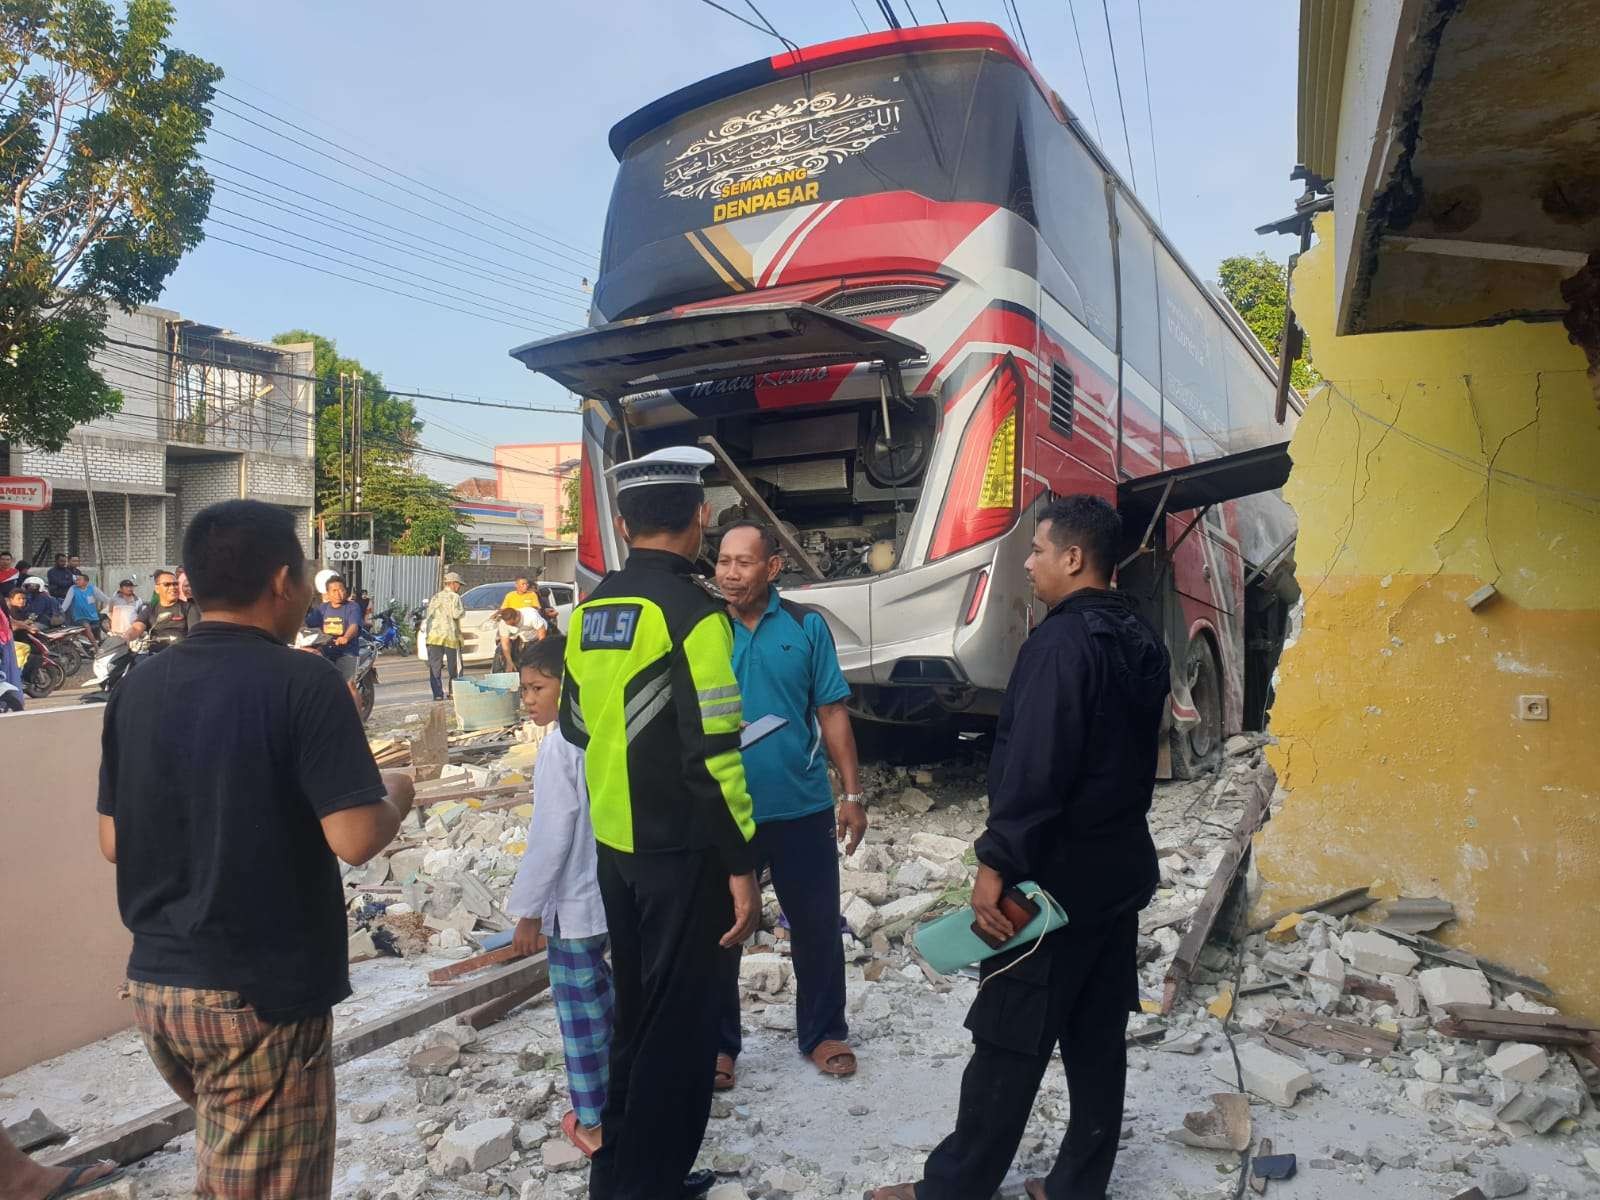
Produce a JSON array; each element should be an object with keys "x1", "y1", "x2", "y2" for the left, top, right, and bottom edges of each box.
[
  {"x1": 1502, "y1": 991, "x2": 1559, "y2": 1016},
  {"x1": 1265, "y1": 912, "x2": 1303, "y2": 943},
  {"x1": 1224, "y1": 734, "x2": 1255, "y2": 756},
  {"x1": 437, "y1": 1117, "x2": 514, "y2": 1173},
  {"x1": 1309, "y1": 947, "x2": 1345, "y2": 1011},
  {"x1": 1583, "y1": 1147, "x2": 1600, "y2": 1176},
  {"x1": 1412, "y1": 1050, "x2": 1443, "y2": 1082},
  {"x1": 843, "y1": 895, "x2": 880, "y2": 938},
  {"x1": 348, "y1": 1101, "x2": 386, "y2": 1125},
  {"x1": 1480, "y1": 1164, "x2": 1530, "y2": 1198},
  {"x1": 1418, "y1": 965, "x2": 1492, "y2": 1013},
  {"x1": 414, "y1": 1077, "x2": 456, "y2": 1107},
  {"x1": 839, "y1": 869, "x2": 891, "y2": 904},
  {"x1": 407, "y1": 1044, "x2": 460, "y2": 1077},
  {"x1": 1485, "y1": 1042, "x2": 1548, "y2": 1084},
  {"x1": 542, "y1": 1138, "x2": 587, "y2": 1171},
  {"x1": 1339, "y1": 930, "x2": 1419, "y2": 976},
  {"x1": 875, "y1": 892, "x2": 939, "y2": 936},
  {"x1": 706, "y1": 1184, "x2": 752, "y2": 1200},
  {"x1": 1454, "y1": 1099, "x2": 1498, "y2": 1131},
  {"x1": 3, "y1": 1108, "x2": 70, "y2": 1152},
  {"x1": 907, "y1": 831, "x2": 968, "y2": 861},
  {"x1": 1383, "y1": 972, "x2": 1421, "y2": 1017},
  {"x1": 1211, "y1": 1043, "x2": 1313, "y2": 1106},
  {"x1": 897, "y1": 786, "x2": 934, "y2": 815},
  {"x1": 738, "y1": 953, "x2": 791, "y2": 995},
  {"x1": 894, "y1": 859, "x2": 935, "y2": 891},
  {"x1": 1404, "y1": 1080, "x2": 1442, "y2": 1110},
  {"x1": 347, "y1": 928, "x2": 379, "y2": 963}
]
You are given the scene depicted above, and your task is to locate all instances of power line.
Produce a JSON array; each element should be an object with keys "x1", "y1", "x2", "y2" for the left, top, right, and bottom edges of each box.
[
  {"x1": 1134, "y1": 0, "x2": 1165, "y2": 224},
  {"x1": 208, "y1": 170, "x2": 590, "y2": 306},
  {"x1": 1100, "y1": 0, "x2": 1140, "y2": 190},
  {"x1": 204, "y1": 158, "x2": 592, "y2": 302},
  {"x1": 902, "y1": 0, "x2": 921, "y2": 23},
  {"x1": 741, "y1": 0, "x2": 800, "y2": 53},
  {"x1": 204, "y1": 209, "x2": 574, "y2": 332},
  {"x1": 211, "y1": 178, "x2": 587, "y2": 309},
  {"x1": 213, "y1": 87, "x2": 599, "y2": 264},
  {"x1": 875, "y1": 0, "x2": 904, "y2": 31},
  {"x1": 846, "y1": 0, "x2": 874, "y2": 32},
  {"x1": 995, "y1": 0, "x2": 1020, "y2": 45},
  {"x1": 1005, "y1": 0, "x2": 1034, "y2": 58},
  {"x1": 934, "y1": 0, "x2": 950, "y2": 20},
  {"x1": 696, "y1": 0, "x2": 783, "y2": 41},
  {"x1": 1063, "y1": 0, "x2": 1105, "y2": 146},
  {"x1": 203, "y1": 128, "x2": 593, "y2": 282}
]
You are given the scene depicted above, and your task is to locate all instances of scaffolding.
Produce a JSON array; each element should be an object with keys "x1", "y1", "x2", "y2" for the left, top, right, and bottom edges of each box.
[{"x1": 163, "y1": 323, "x2": 314, "y2": 456}]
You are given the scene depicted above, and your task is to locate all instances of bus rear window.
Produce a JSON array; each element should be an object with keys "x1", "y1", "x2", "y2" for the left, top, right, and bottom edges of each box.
[{"x1": 604, "y1": 51, "x2": 984, "y2": 265}]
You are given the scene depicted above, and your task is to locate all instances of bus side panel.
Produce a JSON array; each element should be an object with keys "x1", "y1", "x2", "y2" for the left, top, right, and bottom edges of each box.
[{"x1": 1036, "y1": 292, "x2": 1119, "y2": 484}]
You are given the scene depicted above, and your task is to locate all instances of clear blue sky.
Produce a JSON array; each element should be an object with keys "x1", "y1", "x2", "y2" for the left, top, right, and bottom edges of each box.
[{"x1": 160, "y1": 1, "x2": 1301, "y2": 481}]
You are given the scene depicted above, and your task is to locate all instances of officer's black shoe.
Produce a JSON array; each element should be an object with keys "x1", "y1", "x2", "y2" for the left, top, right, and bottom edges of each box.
[{"x1": 679, "y1": 1168, "x2": 716, "y2": 1197}]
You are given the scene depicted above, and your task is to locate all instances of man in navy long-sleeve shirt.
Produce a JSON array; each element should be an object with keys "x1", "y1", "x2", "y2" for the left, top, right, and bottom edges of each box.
[{"x1": 874, "y1": 495, "x2": 1170, "y2": 1200}]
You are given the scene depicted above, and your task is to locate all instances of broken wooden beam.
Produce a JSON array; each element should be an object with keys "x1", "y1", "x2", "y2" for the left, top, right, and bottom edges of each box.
[
  {"x1": 427, "y1": 943, "x2": 524, "y2": 985},
  {"x1": 42, "y1": 955, "x2": 550, "y2": 1170},
  {"x1": 1247, "y1": 886, "x2": 1374, "y2": 935},
  {"x1": 456, "y1": 980, "x2": 546, "y2": 1031},
  {"x1": 1433, "y1": 1004, "x2": 1599, "y2": 1048},
  {"x1": 1161, "y1": 766, "x2": 1274, "y2": 1013},
  {"x1": 1265, "y1": 1012, "x2": 1398, "y2": 1060}
]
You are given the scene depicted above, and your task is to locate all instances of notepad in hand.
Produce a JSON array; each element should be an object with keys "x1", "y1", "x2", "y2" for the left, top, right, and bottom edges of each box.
[{"x1": 739, "y1": 713, "x2": 788, "y2": 749}]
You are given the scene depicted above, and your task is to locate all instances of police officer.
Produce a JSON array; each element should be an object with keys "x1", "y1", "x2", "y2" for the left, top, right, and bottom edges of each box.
[{"x1": 560, "y1": 446, "x2": 759, "y2": 1200}]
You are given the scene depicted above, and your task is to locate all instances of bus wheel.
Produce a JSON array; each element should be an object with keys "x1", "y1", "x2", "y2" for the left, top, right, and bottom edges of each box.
[{"x1": 1171, "y1": 637, "x2": 1222, "y2": 780}]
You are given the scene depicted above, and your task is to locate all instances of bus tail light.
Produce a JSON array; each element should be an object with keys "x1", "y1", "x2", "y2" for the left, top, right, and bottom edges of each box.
[
  {"x1": 929, "y1": 356, "x2": 1023, "y2": 561},
  {"x1": 964, "y1": 568, "x2": 989, "y2": 625},
  {"x1": 577, "y1": 456, "x2": 605, "y2": 576}
]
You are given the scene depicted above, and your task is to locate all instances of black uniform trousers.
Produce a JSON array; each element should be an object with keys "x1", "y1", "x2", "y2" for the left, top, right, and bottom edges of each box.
[
  {"x1": 590, "y1": 844, "x2": 730, "y2": 1200},
  {"x1": 716, "y1": 807, "x2": 848, "y2": 1060},
  {"x1": 916, "y1": 910, "x2": 1139, "y2": 1200}
]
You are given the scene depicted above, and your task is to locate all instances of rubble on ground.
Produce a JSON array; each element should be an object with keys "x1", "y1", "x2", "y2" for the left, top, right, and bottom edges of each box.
[{"x1": 8, "y1": 726, "x2": 1599, "y2": 1199}]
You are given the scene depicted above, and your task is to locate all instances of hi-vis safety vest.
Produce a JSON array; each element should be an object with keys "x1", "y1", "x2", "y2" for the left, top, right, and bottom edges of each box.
[{"x1": 560, "y1": 548, "x2": 755, "y2": 873}]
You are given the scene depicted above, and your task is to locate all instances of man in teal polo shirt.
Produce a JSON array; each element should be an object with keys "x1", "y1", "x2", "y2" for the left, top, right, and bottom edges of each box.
[{"x1": 713, "y1": 521, "x2": 866, "y2": 1085}]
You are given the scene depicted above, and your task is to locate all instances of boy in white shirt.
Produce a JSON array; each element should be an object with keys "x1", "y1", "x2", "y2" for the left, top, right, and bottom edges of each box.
[{"x1": 507, "y1": 635, "x2": 610, "y2": 1158}]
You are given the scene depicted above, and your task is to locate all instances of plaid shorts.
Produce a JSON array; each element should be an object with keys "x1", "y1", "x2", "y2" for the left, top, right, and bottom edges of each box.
[
  {"x1": 127, "y1": 981, "x2": 335, "y2": 1199},
  {"x1": 547, "y1": 934, "x2": 614, "y2": 1128}
]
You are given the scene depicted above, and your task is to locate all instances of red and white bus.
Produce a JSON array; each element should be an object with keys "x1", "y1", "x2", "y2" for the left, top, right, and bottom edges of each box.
[{"x1": 513, "y1": 21, "x2": 1301, "y2": 774}]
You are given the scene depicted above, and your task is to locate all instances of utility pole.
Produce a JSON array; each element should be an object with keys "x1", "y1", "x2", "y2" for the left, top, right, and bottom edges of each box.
[{"x1": 337, "y1": 371, "x2": 348, "y2": 534}]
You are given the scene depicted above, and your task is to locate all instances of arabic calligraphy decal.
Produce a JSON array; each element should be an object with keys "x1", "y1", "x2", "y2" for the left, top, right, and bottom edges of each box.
[{"x1": 662, "y1": 89, "x2": 905, "y2": 202}]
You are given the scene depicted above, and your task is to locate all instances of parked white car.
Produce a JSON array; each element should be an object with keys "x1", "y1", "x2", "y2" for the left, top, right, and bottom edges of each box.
[{"x1": 416, "y1": 579, "x2": 574, "y2": 668}]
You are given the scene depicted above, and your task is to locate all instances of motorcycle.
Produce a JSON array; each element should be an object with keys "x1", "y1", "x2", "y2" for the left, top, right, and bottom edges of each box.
[
  {"x1": 14, "y1": 631, "x2": 67, "y2": 699},
  {"x1": 80, "y1": 633, "x2": 143, "y2": 703},
  {"x1": 368, "y1": 599, "x2": 407, "y2": 655},
  {"x1": 295, "y1": 628, "x2": 379, "y2": 723}
]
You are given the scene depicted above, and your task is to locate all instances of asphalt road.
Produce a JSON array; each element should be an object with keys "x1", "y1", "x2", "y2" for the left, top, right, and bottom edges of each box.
[{"x1": 20, "y1": 646, "x2": 466, "y2": 715}]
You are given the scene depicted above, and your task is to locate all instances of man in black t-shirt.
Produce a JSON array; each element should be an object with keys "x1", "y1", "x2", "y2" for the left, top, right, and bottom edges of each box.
[
  {"x1": 97, "y1": 500, "x2": 415, "y2": 1199},
  {"x1": 129, "y1": 569, "x2": 202, "y2": 651}
]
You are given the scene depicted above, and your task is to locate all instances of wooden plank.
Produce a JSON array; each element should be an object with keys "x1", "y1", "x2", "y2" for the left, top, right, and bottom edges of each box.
[
  {"x1": 427, "y1": 944, "x2": 524, "y2": 985},
  {"x1": 1441, "y1": 1003, "x2": 1600, "y2": 1033},
  {"x1": 1267, "y1": 1013, "x2": 1397, "y2": 1060},
  {"x1": 43, "y1": 956, "x2": 550, "y2": 1170},
  {"x1": 1161, "y1": 769, "x2": 1273, "y2": 1012},
  {"x1": 1433, "y1": 1017, "x2": 1590, "y2": 1047},
  {"x1": 457, "y1": 980, "x2": 546, "y2": 1031},
  {"x1": 408, "y1": 701, "x2": 449, "y2": 784}
]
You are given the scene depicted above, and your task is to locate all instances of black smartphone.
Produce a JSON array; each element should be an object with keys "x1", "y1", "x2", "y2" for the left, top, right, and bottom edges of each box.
[{"x1": 970, "y1": 887, "x2": 1042, "y2": 949}]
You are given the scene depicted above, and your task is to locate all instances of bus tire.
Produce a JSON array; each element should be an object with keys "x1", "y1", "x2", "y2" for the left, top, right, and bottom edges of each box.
[{"x1": 1170, "y1": 636, "x2": 1222, "y2": 780}]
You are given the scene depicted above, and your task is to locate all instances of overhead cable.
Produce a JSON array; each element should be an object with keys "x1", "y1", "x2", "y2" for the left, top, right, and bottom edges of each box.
[
  {"x1": 1134, "y1": 0, "x2": 1165, "y2": 223},
  {"x1": 1100, "y1": 0, "x2": 1140, "y2": 190},
  {"x1": 1063, "y1": 0, "x2": 1105, "y2": 145}
]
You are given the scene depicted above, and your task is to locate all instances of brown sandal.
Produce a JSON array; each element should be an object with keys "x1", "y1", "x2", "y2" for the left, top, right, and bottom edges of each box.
[
  {"x1": 714, "y1": 1052, "x2": 736, "y2": 1090},
  {"x1": 866, "y1": 1186, "x2": 917, "y2": 1199},
  {"x1": 1024, "y1": 1181, "x2": 1047, "y2": 1200},
  {"x1": 809, "y1": 1039, "x2": 857, "y2": 1076}
]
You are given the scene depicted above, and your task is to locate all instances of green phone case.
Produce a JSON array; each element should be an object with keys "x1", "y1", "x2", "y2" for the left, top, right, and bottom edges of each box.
[{"x1": 912, "y1": 881, "x2": 1069, "y2": 974}]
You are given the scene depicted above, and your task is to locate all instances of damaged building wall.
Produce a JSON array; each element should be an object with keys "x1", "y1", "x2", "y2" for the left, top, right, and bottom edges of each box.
[{"x1": 1257, "y1": 212, "x2": 1600, "y2": 1018}]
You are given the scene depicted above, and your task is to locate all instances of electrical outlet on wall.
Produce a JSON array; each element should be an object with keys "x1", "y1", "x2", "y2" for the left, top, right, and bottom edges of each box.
[{"x1": 1516, "y1": 695, "x2": 1550, "y2": 721}]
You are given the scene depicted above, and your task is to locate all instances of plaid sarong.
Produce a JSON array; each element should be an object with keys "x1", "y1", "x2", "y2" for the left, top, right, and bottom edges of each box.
[
  {"x1": 547, "y1": 933, "x2": 614, "y2": 1128},
  {"x1": 127, "y1": 981, "x2": 335, "y2": 1199}
]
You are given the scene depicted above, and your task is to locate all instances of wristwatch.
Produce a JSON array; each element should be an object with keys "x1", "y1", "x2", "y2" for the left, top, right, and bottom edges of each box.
[{"x1": 841, "y1": 793, "x2": 864, "y2": 806}]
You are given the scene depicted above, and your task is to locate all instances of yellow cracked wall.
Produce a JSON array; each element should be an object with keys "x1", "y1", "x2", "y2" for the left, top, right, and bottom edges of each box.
[{"x1": 1258, "y1": 214, "x2": 1600, "y2": 1016}]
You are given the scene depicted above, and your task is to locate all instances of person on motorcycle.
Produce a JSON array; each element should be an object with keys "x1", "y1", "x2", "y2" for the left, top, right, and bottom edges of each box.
[
  {"x1": 305, "y1": 573, "x2": 365, "y2": 701},
  {"x1": 109, "y1": 578, "x2": 142, "y2": 636},
  {"x1": 64, "y1": 570, "x2": 108, "y2": 644},
  {"x1": 130, "y1": 570, "x2": 202, "y2": 652},
  {"x1": 14, "y1": 577, "x2": 61, "y2": 625},
  {"x1": 5, "y1": 588, "x2": 52, "y2": 692}
]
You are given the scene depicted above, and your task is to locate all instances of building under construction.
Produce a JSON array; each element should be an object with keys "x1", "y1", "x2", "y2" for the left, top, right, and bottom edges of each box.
[{"x1": 4, "y1": 303, "x2": 316, "y2": 583}]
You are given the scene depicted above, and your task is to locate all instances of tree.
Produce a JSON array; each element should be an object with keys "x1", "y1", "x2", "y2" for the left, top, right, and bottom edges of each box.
[
  {"x1": 556, "y1": 469, "x2": 581, "y2": 539},
  {"x1": 1216, "y1": 252, "x2": 1322, "y2": 394},
  {"x1": 0, "y1": 0, "x2": 220, "y2": 449},
  {"x1": 273, "y1": 329, "x2": 467, "y2": 559}
]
